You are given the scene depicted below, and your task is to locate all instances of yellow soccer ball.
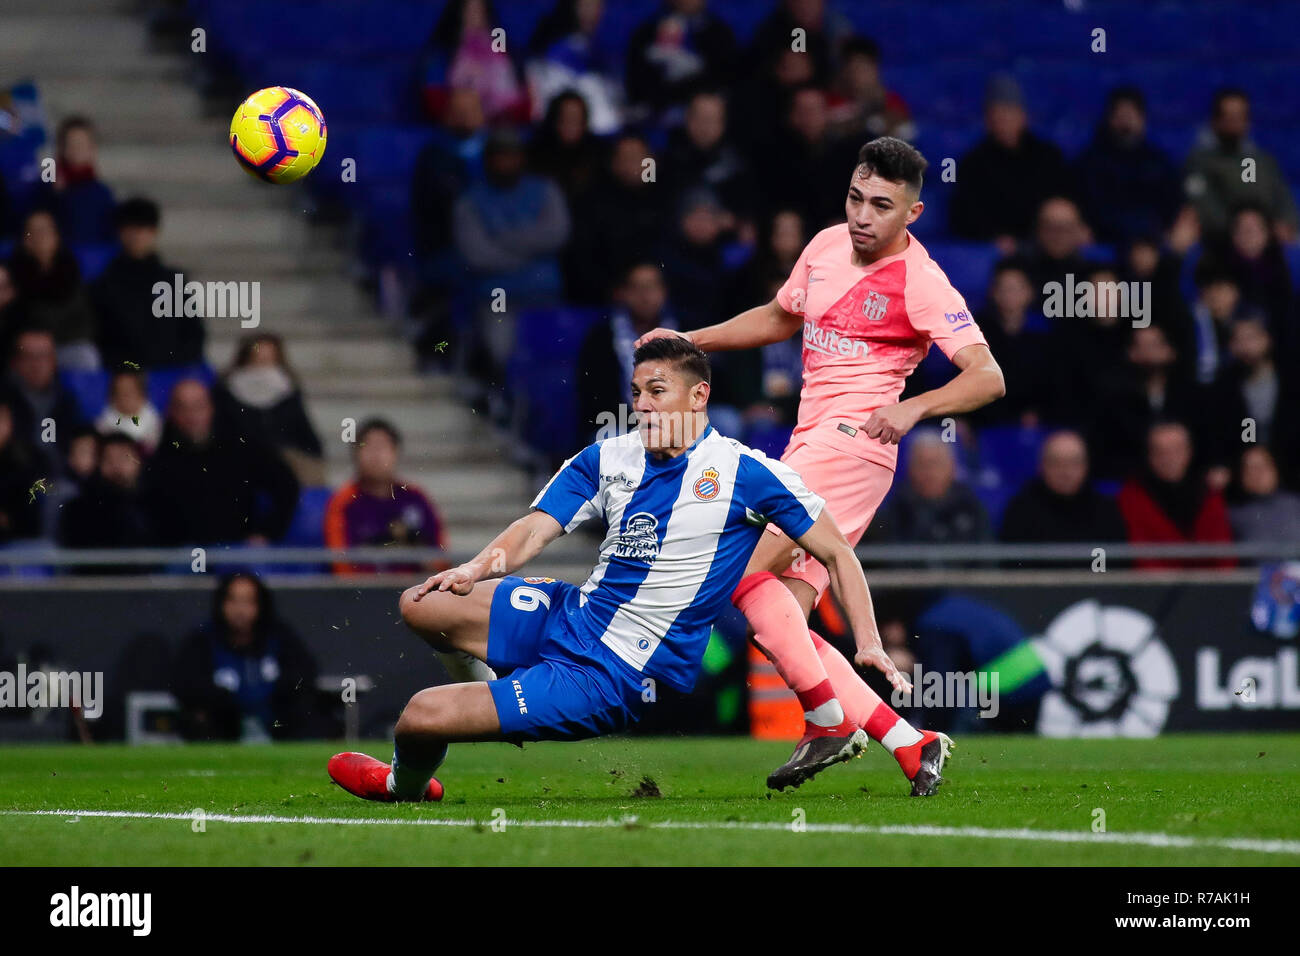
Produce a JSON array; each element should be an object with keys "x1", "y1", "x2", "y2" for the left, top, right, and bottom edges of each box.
[{"x1": 229, "y1": 87, "x2": 327, "y2": 184}]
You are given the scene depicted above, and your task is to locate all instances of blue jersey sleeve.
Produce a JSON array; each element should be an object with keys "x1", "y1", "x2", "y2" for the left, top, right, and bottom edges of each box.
[
  {"x1": 531, "y1": 443, "x2": 602, "y2": 532},
  {"x1": 736, "y1": 451, "x2": 825, "y2": 540}
]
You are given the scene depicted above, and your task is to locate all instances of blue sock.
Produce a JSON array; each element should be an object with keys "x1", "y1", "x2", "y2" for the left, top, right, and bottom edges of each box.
[{"x1": 388, "y1": 740, "x2": 448, "y2": 800}]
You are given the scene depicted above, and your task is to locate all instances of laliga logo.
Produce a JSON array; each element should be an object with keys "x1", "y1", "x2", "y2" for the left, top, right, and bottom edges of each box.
[
  {"x1": 694, "y1": 467, "x2": 721, "y2": 501},
  {"x1": 1032, "y1": 599, "x2": 1179, "y2": 737}
]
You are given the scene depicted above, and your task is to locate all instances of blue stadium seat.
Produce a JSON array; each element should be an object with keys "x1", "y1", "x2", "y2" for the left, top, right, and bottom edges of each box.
[
  {"x1": 59, "y1": 367, "x2": 110, "y2": 420},
  {"x1": 976, "y1": 424, "x2": 1046, "y2": 495},
  {"x1": 147, "y1": 363, "x2": 215, "y2": 413},
  {"x1": 283, "y1": 486, "x2": 332, "y2": 547},
  {"x1": 508, "y1": 307, "x2": 601, "y2": 457},
  {"x1": 71, "y1": 242, "x2": 120, "y2": 282},
  {"x1": 743, "y1": 421, "x2": 793, "y2": 460},
  {"x1": 923, "y1": 240, "x2": 1001, "y2": 307}
]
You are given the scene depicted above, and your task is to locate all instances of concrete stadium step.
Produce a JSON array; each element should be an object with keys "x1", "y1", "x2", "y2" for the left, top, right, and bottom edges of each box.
[
  {"x1": 99, "y1": 144, "x2": 251, "y2": 185},
  {"x1": 0, "y1": 15, "x2": 148, "y2": 61},
  {"x1": 180, "y1": 247, "x2": 351, "y2": 278},
  {"x1": 308, "y1": 398, "x2": 481, "y2": 443},
  {"x1": 310, "y1": 375, "x2": 455, "y2": 401},
  {"x1": 206, "y1": 337, "x2": 413, "y2": 374},
  {"x1": 3, "y1": 0, "x2": 131, "y2": 13},
  {"x1": 323, "y1": 463, "x2": 531, "y2": 503},
  {"x1": 176, "y1": 277, "x2": 372, "y2": 319},
  {"x1": 205, "y1": 316, "x2": 392, "y2": 341},
  {"x1": 157, "y1": 205, "x2": 311, "y2": 250}
]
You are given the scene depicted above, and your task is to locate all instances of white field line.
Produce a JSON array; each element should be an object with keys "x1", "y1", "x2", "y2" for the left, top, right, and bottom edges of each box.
[{"x1": 2, "y1": 809, "x2": 1298, "y2": 855}]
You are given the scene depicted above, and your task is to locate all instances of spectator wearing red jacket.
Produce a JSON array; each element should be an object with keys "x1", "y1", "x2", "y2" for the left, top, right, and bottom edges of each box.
[{"x1": 1117, "y1": 421, "x2": 1236, "y2": 569}]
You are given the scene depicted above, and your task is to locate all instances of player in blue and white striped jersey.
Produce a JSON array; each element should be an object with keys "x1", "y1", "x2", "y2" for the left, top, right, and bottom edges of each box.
[{"x1": 328, "y1": 337, "x2": 909, "y2": 802}]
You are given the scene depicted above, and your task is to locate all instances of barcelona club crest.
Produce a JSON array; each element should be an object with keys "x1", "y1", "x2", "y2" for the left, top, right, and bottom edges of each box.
[
  {"x1": 694, "y1": 467, "x2": 721, "y2": 500},
  {"x1": 862, "y1": 289, "x2": 890, "y2": 322}
]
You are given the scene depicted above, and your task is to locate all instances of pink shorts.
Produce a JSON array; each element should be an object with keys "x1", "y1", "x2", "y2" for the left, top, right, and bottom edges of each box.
[{"x1": 766, "y1": 431, "x2": 896, "y2": 599}]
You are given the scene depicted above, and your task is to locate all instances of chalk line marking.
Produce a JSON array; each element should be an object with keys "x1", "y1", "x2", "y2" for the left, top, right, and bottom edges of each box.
[{"x1": 2, "y1": 809, "x2": 1298, "y2": 855}]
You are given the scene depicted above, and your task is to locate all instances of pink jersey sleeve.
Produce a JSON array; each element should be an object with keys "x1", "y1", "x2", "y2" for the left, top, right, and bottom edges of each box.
[
  {"x1": 904, "y1": 259, "x2": 988, "y2": 359},
  {"x1": 776, "y1": 237, "x2": 816, "y2": 316}
]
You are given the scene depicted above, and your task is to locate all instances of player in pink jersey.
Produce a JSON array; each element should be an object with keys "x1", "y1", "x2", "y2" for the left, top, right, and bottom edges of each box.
[{"x1": 638, "y1": 137, "x2": 1005, "y2": 794}]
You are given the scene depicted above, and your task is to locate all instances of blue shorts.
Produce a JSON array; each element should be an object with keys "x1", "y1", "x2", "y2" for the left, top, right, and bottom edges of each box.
[{"x1": 485, "y1": 576, "x2": 650, "y2": 743}]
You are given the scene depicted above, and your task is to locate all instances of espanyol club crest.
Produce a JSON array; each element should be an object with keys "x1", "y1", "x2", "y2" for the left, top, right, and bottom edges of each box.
[
  {"x1": 862, "y1": 289, "x2": 890, "y2": 322},
  {"x1": 694, "y1": 467, "x2": 721, "y2": 500}
]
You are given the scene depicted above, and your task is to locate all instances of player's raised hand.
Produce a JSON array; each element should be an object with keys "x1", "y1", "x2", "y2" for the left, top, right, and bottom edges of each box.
[
  {"x1": 862, "y1": 400, "x2": 923, "y2": 445},
  {"x1": 855, "y1": 645, "x2": 913, "y2": 695},
  {"x1": 632, "y1": 327, "x2": 692, "y2": 349},
  {"x1": 412, "y1": 565, "x2": 478, "y2": 599}
]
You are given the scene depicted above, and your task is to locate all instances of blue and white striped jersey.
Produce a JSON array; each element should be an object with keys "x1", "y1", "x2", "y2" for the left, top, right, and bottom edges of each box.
[{"x1": 531, "y1": 424, "x2": 824, "y2": 692}]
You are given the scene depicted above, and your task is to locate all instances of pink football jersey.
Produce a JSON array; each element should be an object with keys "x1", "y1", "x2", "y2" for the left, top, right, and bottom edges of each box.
[{"x1": 776, "y1": 225, "x2": 988, "y2": 469}]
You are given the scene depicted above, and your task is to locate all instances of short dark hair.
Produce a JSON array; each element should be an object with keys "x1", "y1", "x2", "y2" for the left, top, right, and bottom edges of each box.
[
  {"x1": 1212, "y1": 86, "x2": 1249, "y2": 115},
  {"x1": 839, "y1": 36, "x2": 881, "y2": 63},
  {"x1": 357, "y1": 417, "x2": 402, "y2": 448},
  {"x1": 1106, "y1": 85, "x2": 1146, "y2": 115},
  {"x1": 56, "y1": 115, "x2": 94, "y2": 149},
  {"x1": 115, "y1": 197, "x2": 160, "y2": 230},
  {"x1": 855, "y1": 136, "x2": 927, "y2": 196},
  {"x1": 632, "y1": 335, "x2": 711, "y2": 386}
]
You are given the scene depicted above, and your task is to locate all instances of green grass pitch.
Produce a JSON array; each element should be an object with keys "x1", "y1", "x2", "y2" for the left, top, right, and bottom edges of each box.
[{"x1": 1, "y1": 733, "x2": 1297, "y2": 866}]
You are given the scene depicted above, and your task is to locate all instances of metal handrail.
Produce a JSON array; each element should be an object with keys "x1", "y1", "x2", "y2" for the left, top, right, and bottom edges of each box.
[{"x1": 0, "y1": 541, "x2": 1294, "y2": 567}]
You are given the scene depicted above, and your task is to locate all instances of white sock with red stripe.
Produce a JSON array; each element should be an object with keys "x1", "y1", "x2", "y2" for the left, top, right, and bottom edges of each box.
[{"x1": 864, "y1": 702, "x2": 927, "y2": 777}]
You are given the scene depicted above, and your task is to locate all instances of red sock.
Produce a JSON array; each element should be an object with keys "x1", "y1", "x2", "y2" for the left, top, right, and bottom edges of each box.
[{"x1": 809, "y1": 630, "x2": 922, "y2": 755}]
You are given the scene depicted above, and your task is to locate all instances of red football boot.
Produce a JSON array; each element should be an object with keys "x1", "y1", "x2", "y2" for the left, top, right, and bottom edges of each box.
[
  {"x1": 328, "y1": 752, "x2": 444, "y2": 802},
  {"x1": 893, "y1": 730, "x2": 954, "y2": 797}
]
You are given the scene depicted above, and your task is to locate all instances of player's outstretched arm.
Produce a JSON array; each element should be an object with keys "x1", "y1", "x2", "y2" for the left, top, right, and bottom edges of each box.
[
  {"x1": 634, "y1": 298, "x2": 802, "y2": 353},
  {"x1": 794, "y1": 511, "x2": 912, "y2": 694},
  {"x1": 411, "y1": 510, "x2": 564, "y2": 599},
  {"x1": 862, "y1": 343, "x2": 1006, "y2": 445}
]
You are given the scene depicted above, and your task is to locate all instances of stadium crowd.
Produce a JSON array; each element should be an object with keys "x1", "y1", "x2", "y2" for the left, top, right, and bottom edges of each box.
[{"x1": 1, "y1": 0, "x2": 1298, "y2": 572}]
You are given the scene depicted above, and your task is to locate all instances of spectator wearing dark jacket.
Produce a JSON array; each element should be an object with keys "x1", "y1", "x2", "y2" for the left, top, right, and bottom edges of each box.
[
  {"x1": 752, "y1": 85, "x2": 858, "y2": 230},
  {"x1": 971, "y1": 260, "x2": 1052, "y2": 426},
  {"x1": 949, "y1": 74, "x2": 1073, "y2": 246},
  {"x1": 1074, "y1": 87, "x2": 1181, "y2": 246},
  {"x1": 624, "y1": 0, "x2": 737, "y2": 120},
  {"x1": 144, "y1": 379, "x2": 299, "y2": 546},
  {"x1": 526, "y1": 90, "x2": 605, "y2": 208},
  {"x1": 1087, "y1": 325, "x2": 1228, "y2": 482},
  {"x1": 0, "y1": 397, "x2": 42, "y2": 543},
  {"x1": 7, "y1": 209, "x2": 99, "y2": 369},
  {"x1": 2, "y1": 328, "x2": 85, "y2": 476},
  {"x1": 92, "y1": 197, "x2": 204, "y2": 370},
  {"x1": 576, "y1": 262, "x2": 678, "y2": 441},
  {"x1": 873, "y1": 432, "x2": 991, "y2": 551},
  {"x1": 1000, "y1": 431, "x2": 1127, "y2": 549},
  {"x1": 173, "y1": 572, "x2": 319, "y2": 741},
  {"x1": 1202, "y1": 205, "x2": 1294, "y2": 339},
  {"x1": 213, "y1": 333, "x2": 324, "y2": 487},
  {"x1": 0, "y1": 262, "x2": 22, "y2": 360},
  {"x1": 661, "y1": 89, "x2": 755, "y2": 224},
  {"x1": 40, "y1": 117, "x2": 117, "y2": 246},
  {"x1": 566, "y1": 133, "x2": 667, "y2": 304},
  {"x1": 657, "y1": 187, "x2": 732, "y2": 331},
  {"x1": 59, "y1": 433, "x2": 156, "y2": 563},
  {"x1": 1117, "y1": 421, "x2": 1235, "y2": 569}
]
